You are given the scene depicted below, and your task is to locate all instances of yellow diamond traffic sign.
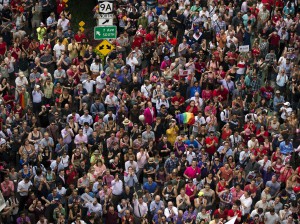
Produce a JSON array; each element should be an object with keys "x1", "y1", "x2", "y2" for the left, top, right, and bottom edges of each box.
[
  {"x1": 95, "y1": 40, "x2": 114, "y2": 56},
  {"x1": 79, "y1": 21, "x2": 85, "y2": 27},
  {"x1": 79, "y1": 27, "x2": 85, "y2": 32},
  {"x1": 63, "y1": 0, "x2": 68, "y2": 2}
]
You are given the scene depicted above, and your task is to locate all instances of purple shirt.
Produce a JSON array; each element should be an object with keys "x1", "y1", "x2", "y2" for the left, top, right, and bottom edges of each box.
[{"x1": 17, "y1": 216, "x2": 31, "y2": 224}]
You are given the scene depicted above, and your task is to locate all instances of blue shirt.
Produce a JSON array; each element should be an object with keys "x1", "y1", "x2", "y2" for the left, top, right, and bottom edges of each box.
[
  {"x1": 184, "y1": 140, "x2": 199, "y2": 149},
  {"x1": 143, "y1": 182, "x2": 157, "y2": 194},
  {"x1": 190, "y1": 86, "x2": 201, "y2": 97},
  {"x1": 279, "y1": 141, "x2": 293, "y2": 155}
]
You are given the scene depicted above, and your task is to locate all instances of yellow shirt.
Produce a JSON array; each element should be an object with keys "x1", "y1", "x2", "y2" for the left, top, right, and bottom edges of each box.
[
  {"x1": 36, "y1": 27, "x2": 47, "y2": 41},
  {"x1": 166, "y1": 125, "x2": 179, "y2": 145}
]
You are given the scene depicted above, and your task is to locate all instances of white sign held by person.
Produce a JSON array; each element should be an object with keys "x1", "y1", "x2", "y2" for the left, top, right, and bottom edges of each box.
[
  {"x1": 225, "y1": 216, "x2": 237, "y2": 224},
  {"x1": 81, "y1": 193, "x2": 94, "y2": 204},
  {"x1": 239, "y1": 45, "x2": 249, "y2": 52},
  {"x1": 0, "y1": 191, "x2": 6, "y2": 212}
]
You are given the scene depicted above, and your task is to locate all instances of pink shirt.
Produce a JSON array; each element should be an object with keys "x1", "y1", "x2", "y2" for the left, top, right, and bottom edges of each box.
[
  {"x1": 136, "y1": 152, "x2": 149, "y2": 169},
  {"x1": 184, "y1": 166, "x2": 201, "y2": 179},
  {"x1": 74, "y1": 134, "x2": 87, "y2": 145},
  {"x1": 1, "y1": 180, "x2": 14, "y2": 197}
]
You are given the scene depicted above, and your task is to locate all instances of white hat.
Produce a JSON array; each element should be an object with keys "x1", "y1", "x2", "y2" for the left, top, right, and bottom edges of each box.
[
  {"x1": 122, "y1": 118, "x2": 131, "y2": 126},
  {"x1": 35, "y1": 85, "x2": 40, "y2": 89},
  {"x1": 139, "y1": 115, "x2": 145, "y2": 121},
  {"x1": 284, "y1": 102, "x2": 290, "y2": 106}
]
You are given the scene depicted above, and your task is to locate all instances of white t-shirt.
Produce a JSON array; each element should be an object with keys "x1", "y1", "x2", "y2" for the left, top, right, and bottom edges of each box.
[
  {"x1": 57, "y1": 18, "x2": 70, "y2": 32},
  {"x1": 240, "y1": 195, "x2": 253, "y2": 215},
  {"x1": 258, "y1": 159, "x2": 272, "y2": 172},
  {"x1": 53, "y1": 44, "x2": 65, "y2": 58},
  {"x1": 126, "y1": 56, "x2": 138, "y2": 72},
  {"x1": 264, "y1": 212, "x2": 280, "y2": 224}
]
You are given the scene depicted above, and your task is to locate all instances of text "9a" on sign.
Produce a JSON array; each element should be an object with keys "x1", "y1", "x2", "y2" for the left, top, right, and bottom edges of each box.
[{"x1": 99, "y1": 1, "x2": 113, "y2": 14}]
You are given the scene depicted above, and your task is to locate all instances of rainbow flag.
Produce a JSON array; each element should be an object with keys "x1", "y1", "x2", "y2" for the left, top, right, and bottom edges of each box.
[{"x1": 176, "y1": 112, "x2": 195, "y2": 125}]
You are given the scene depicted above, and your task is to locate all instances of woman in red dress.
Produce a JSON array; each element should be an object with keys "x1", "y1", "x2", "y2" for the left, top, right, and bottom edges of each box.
[
  {"x1": 216, "y1": 178, "x2": 226, "y2": 195},
  {"x1": 221, "y1": 123, "x2": 232, "y2": 142}
]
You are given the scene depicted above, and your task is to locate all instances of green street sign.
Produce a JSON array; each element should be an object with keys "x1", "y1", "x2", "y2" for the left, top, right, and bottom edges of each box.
[{"x1": 94, "y1": 26, "x2": 117, "y2": 40}]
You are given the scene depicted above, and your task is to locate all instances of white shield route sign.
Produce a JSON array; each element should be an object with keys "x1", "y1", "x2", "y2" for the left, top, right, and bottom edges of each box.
[{"x1": 99, "y1": 1, "x2": 113, "y2": 14}]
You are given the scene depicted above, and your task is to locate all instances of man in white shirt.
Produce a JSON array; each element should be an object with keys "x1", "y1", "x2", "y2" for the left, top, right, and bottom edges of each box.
[
  {"x1": 133, "y1": 194, "x2": 148, "y2": 223},
  {"x1": 90, "y1": 59, "x2": 103, "y2": 76},
  {"x1": 111, "y1": 174, "x2": 124, "y2": 206},
  {"x1": 240, "y1": 191, "x2": 253, "y2": 216},
  {"x1": 164, "y1": 201, "x2": 178, "y2": 222},
  {"x1": 57, "y1": 14, "x2": 69, "y2": 32},
  {"x1": 140, "y1": 80, "x2": 152, "y2": 99},
  {"x1": 104, "y1": 91, "x2": 119, "y2": 112},
  {"x1": 126, "y1": 52, "x2": 138, "y2": 72},
  {"x1": 15, "y1": 72, "x2": 28, "y2": 93},
  {"x1": 192, "y1": 111, "x2": 206, "y2": 136},
  {"x1": 84, "y1": 199, "x2": 102, "y2": 218},
  {"x1": 229, "y1": 131, "x2": 242, "y2": 148},
  {"x1": 247, "y1": 136, "x2": 259, "y2": 151},
  {"x1": 53, "y1": 39, "x2": 65, "y2": 60},
  {"x1": 264, "y1": 208, "x2": 280, "y2": 224},
  {"x1": 79, "y1": 110, "x2": 93, "y2": 126},
  {"x1": 258, "y1": 156, "x2": 272, "y2": 172},
  {"x1": 17, "y1": 177, "x2": 32, "y2": 211},
  {"x1": 32, "y1": 85, "x2": 44, "y2": 113},
  {"x1": 82, "y1": 76, "x2": 96, "y2": 94},
  {"x1": 280, "y1": 102, "x2": 293, "y2": 120},
  {"x1": 125, "y1": 156, "x2": 138, "y2": 173}
]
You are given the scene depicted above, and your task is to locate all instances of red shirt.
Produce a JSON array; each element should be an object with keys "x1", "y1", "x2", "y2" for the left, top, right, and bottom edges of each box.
[
  {"x1": 269, "y1": 34, "x2": 280, "y2": 47},
  {"x1": 186, "y1": 105, "x2": 198, "y2": 115},
  {"x1": 168, "y1": 37, "x2": 177, "y2": 46},
  {"x1": 74, "y1": 33, "x2": 87, "y2": 43},
  {"x1": 205, "y1": 136, "x2": 219, "y2": 155},
  {"x1": 39, "y1": 44, "x2": 51, "y2": 55},
  {"x1": 227, "y1": 209, "x2": 242, "y2": 224},
  {"x1": 261, "y1": 0, "x2": 273, "y2": 10},
  {"x1": 256, "y1": 130, "x2": 269, "y2": 143},
  {"x1": 0, "y1": 42, "x2": 7, "y2": 56},
  {"x1": 145, "y1": 33, "x2": 156, "y2": 44},
  {"x1": 213, "y1": 88, "x2": 229, "y2": 101},
  {"x1": 272, "y1": 15, "x2": 281, "y2": 24},
  {"x1": 131, "y1": 36, "x2": 144, "y2": 49},
  {"x1": 9, "y1": 47, "x2": 21, "y2": 60},
  {"x1": 171, "y1": 96, "x2": 185, "y2": 105},
  {"x1": 226, "y1": 51, "x2": 238, "y2": 65},
  {"x1": 244, "y1": 184, "x2": 257, "y2": 194},
  {"x1": 157, "y1": 35, "x2": 166, "y2": 45},
  {"x1": 57, "y1": 2, "x2": 65, "y2": 15},
  {"x1": 275, "y1": 0, "x2": 284, "y2": 8},
  {"x1": 213, "y1": 208, "x2": 228, "y2": 220}
]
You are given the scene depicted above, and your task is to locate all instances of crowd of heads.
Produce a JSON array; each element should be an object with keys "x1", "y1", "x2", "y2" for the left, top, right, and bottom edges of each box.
[{"x1": 0, "y1": 0, "x2": 300, "y2": 223}]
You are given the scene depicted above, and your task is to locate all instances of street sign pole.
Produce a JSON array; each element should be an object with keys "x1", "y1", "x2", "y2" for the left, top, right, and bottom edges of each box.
[{"x1": 94, "y1": 0, "x2": 116, "y2": 57}]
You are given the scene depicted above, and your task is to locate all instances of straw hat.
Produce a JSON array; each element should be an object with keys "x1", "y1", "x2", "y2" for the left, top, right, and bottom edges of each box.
[{"x1": 122, "y1": 118, "x2": 131, "y2": 126}]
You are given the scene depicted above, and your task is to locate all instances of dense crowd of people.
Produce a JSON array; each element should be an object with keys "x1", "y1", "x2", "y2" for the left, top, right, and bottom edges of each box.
[{"x1": 0, "y1": 0, "x2": 300, "y2": 223}]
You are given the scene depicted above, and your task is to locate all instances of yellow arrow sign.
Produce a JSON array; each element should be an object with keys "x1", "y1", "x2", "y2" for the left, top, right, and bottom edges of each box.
[
  {"x1": 94, "y1": 40, "x2": 114, "y2": 56},
  {"x1": 63, "y1": 0, "x2": 68, "y2": 2}
]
